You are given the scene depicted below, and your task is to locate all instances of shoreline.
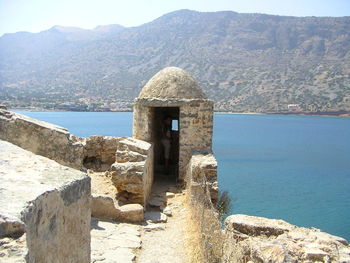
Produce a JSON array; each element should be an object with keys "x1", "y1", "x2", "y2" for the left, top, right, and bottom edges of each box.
[
  {"x1": 215, "y1": 111, "x2": 350, "y2": 117},
  {"x1": 9, "y1": 108, "x2": 350, "y2": 118}
]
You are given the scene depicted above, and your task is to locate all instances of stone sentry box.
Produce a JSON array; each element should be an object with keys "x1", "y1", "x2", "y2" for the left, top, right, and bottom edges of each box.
[{"x1": 133, "y1": 67, "x2": 214, "y2": 182}]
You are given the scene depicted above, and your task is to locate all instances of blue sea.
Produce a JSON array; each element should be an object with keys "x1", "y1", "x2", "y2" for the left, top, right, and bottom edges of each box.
[{"x1": 14, "y1": 111, "x2": 350, "y2": 240}]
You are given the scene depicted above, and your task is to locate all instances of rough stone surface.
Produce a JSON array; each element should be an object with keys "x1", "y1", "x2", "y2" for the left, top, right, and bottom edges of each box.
[
  {"x1": 0, "y1": 235, "x2": 27, "y2": 262},
  {"x1": 84, "y1": 136, "x2": 122, "y2": 171},
  {"x1": 138, "y1": 67, "x2": 207, "y2": 100},
  {"x1": 91, "y1": 194, "x2": 119, "y2": 220},
  {"x1": 225, "y1": 214, "x2": 293, "y2": 237},
  {"x1": 91, "y1": 218, "x2": 141, "y2": 263},
  {"x1": 145, "y1": 211, "x2": 167, "y2": 223},
  {"x1": 89, "y1": 171, "x2": 118, "y2": 201},
  {"x1": 0, "y1": 140, "x2": 91, "y2": 262},
  {"x1": 0, "y1": 109, "x2": 84, "y2": 169},
  {"x1": 89, "y1": 171, "x2": 145, "y2": 223},
  {"x1": 162, "y1": 207, "x2": 173, "y2": 217},
  {"x1": 110, "y1": 162, "x2": 145, "y2": 203},
  {"x1": 224, "y1": 214, "x2": 350, "y2": 263},
  {"x1": 148, "y1": 196, "x2": 165, "y2": 207},
  {"x1": 143, "y1": 224, "x2": 166, "y2": 232},
  {"x1": 187, "y1": 153, "x2": 218, "y2": 203},
  {"x1": 110, "y1": 137, "x2": 153, "y2": 206},
  {"x1": 137, "y1": 182, "x2": 190, "y2": 263},
  {"x1": 118, "y1": 204, "x2": 144, "y2": 223}
]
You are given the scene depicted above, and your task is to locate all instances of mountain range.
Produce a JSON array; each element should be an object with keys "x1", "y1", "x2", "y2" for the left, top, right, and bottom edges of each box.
[{"x1": 1, "y1": 9, "x2": 350, "y2": 113}]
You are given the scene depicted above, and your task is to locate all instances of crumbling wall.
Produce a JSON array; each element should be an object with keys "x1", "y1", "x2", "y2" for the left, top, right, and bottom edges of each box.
[
  {"x1": 0, "y1": 110, "x2": 127, "y2": 173},
  {"x1": 109, "y1": 137, "x2": 154, "y2": 206},
  {"x1": 223, "y1": 214, "x2": 350, "y2": 263},
  {"x1": 0, "y1": 140, "x2": 91, "y2": 263},
  {"x1": 84, "y1": 136, "x2": 122, "y2": 171},
  {"x1": 0, "y1": 109, "x2": 84, "y2": 169}
]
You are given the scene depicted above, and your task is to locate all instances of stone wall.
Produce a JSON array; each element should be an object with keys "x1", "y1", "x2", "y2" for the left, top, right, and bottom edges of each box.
[
  {"x1": 110, "y1": 137, "x2": 154, "y2": 206},
  {"x1": 0, "y1": 140, "x2": 91, "y2": 262},
  {"x1": 179, "y1": 101, "x2": 213, "y2": 180},
  {"x1": 0, "y1": 109, "x2": 84, "y2": 169},
  {"x1": 84, "y1": 136, "x2": 122, "y2": 171},
  {"x1": 185, "y1": 152, "x2": 222, "y2": 262},
  {"x1": 0, "y1": 110, "x2": 127, "y2": 173},
  {"x1": 186, "y1": 151, "x2": 218, "y2": 203},
  {"x1": 132, "y1": 103, "x2": 154, "y2": 142}
]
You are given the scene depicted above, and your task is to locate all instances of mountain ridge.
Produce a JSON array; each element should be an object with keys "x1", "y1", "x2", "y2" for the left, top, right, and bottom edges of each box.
[{"x1": 1, "y1": 9, "x2": 349, "y2": 112}]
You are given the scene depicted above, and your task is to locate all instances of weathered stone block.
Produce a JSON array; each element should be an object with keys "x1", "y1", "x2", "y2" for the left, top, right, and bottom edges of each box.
[
  {"x1": 225, "y1": 214, "x2": 293, "y2": 237},
  {"x1": 91, "y1": 194, "x2": 119, "y2": 220},
  {"x1": 0, "y1": 140, "x2": 91, "y2": 263},
  {"x1": 111, "y1": 138, "x2": 153, "y2": 206},
  {"x1": 116, "y1": 150, "x2": 147, "y2": 163},
  {"x1": 118, "y1": 137, "x2": 151, "y2": 155},
  {"x1": 118, "y1": 204, "x2": 144, "y2": 223}
]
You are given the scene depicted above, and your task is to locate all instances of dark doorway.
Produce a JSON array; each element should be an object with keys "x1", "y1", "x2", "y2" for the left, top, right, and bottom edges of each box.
[{"x1": 153, "y1": 107, "x2": 179, "y2": 182}]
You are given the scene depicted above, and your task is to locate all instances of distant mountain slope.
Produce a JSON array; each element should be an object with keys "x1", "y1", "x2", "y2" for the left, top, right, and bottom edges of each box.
[{"x1": 1, "y1": 9, "x2": 350, "y2": 112}]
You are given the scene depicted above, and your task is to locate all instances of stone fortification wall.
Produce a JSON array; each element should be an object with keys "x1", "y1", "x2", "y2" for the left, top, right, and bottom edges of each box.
[
  {"x1": 186, "y1": 151, "x2": 218, "y2": 203},
  {"x1": 0, "y1": 140, "x2": 91, "y2": 263},
  {"x1": 110, "y1": 137, "x2": 154, "y2": 206},
  {"x1": 0, "y1": 109, "x2": 84, "y2": 169},
  {"x1": 185, "y1": 152, "x2": 222, "y2": 262},
  {"x1": 0, "y1": 110, "x2": 126, "y2": 172}
]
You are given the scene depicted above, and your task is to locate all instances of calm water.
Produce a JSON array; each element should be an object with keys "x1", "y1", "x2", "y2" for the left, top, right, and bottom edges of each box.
[{"x1": 15, "y1": 111, "x2": 350, "y2": 240}]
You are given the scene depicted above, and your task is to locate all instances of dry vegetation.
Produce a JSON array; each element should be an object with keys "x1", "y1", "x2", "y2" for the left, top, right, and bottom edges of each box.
[{"x1": 185, "y1": 181, "x2": 226, "y2": 263}]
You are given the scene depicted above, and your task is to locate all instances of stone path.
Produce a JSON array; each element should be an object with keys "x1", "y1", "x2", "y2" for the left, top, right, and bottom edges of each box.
[
  {"x1": 91, "y1": 218, "x2": 141, "y2": 263},
  {"x1": 90, "y1": 178, "x2": 193, "y2": 263},
  {"x1": 136, "y1": 179, "x2": 191, "y2": 263}
]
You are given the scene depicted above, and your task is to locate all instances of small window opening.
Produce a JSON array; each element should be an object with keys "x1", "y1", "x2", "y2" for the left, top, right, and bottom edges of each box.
[{"x1": 172, "y1": 120, "x2": 179, "y2": 131}]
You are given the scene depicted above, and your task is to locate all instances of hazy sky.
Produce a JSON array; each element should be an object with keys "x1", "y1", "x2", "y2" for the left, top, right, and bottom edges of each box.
[{"x1": 1, "y1": 0, "x2": 349, "y2": 36}]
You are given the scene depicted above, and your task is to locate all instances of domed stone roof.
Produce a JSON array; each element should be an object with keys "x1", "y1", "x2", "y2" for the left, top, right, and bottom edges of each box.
[{"x1": 138, "y1": 67, "x2": 207, "y2": 99}]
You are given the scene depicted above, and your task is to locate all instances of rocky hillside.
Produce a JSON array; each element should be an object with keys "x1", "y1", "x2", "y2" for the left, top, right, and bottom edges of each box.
[{"x1": 1, "y1": 9, "x2": 350, "y2": 112}]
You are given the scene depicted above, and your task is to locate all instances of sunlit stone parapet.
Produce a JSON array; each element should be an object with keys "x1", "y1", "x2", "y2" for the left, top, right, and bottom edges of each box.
[
  {"x1": 0, "y1": 109, "x2": 85, "y2": 169},
  {"x1": 0, "y1": 140, "x2": 91, "y2": 263}
]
